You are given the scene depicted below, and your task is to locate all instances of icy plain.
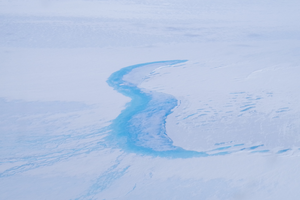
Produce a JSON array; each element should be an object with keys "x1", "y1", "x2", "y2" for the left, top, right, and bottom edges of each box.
[{"x1": 1, "y1": 0, "x2": 300, "y2": 199}]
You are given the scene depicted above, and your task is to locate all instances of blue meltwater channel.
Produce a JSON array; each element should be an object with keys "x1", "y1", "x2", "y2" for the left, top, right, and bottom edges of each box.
[
  {"x1": 106, "y1": 60, "x2": 292, "y2": 157},
  {"x1": 106, "y1": 60, "x2": 207, "y2": 158}
]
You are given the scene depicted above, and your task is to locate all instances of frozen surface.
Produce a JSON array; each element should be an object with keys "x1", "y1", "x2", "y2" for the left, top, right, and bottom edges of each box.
[{"x1": 1, "y1": 0, "x2": 300, "y2": 199}]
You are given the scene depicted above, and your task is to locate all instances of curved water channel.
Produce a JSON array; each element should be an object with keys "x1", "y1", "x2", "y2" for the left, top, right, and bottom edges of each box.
[
  {"x1": 106, "y1": 60, "x2": 295, "y2": 158},
  {"x1": 107, "y1": 60, "x2": 206, "y2": 158}
]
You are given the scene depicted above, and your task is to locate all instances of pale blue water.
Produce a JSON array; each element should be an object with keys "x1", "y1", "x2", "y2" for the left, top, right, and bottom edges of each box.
[{"x1": 106, "y1": 60, "x2": 207, "y2": 158}]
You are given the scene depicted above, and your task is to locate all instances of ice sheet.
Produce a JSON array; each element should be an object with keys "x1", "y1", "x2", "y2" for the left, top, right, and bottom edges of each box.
[{"x1": 1, "y1": 0, "x2": 300, "y2": 199}]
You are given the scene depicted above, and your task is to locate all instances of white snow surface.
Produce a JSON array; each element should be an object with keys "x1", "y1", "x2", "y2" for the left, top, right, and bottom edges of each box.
[{"x1": 1, "y1": 0, "x2": 300, "y2": 199}]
